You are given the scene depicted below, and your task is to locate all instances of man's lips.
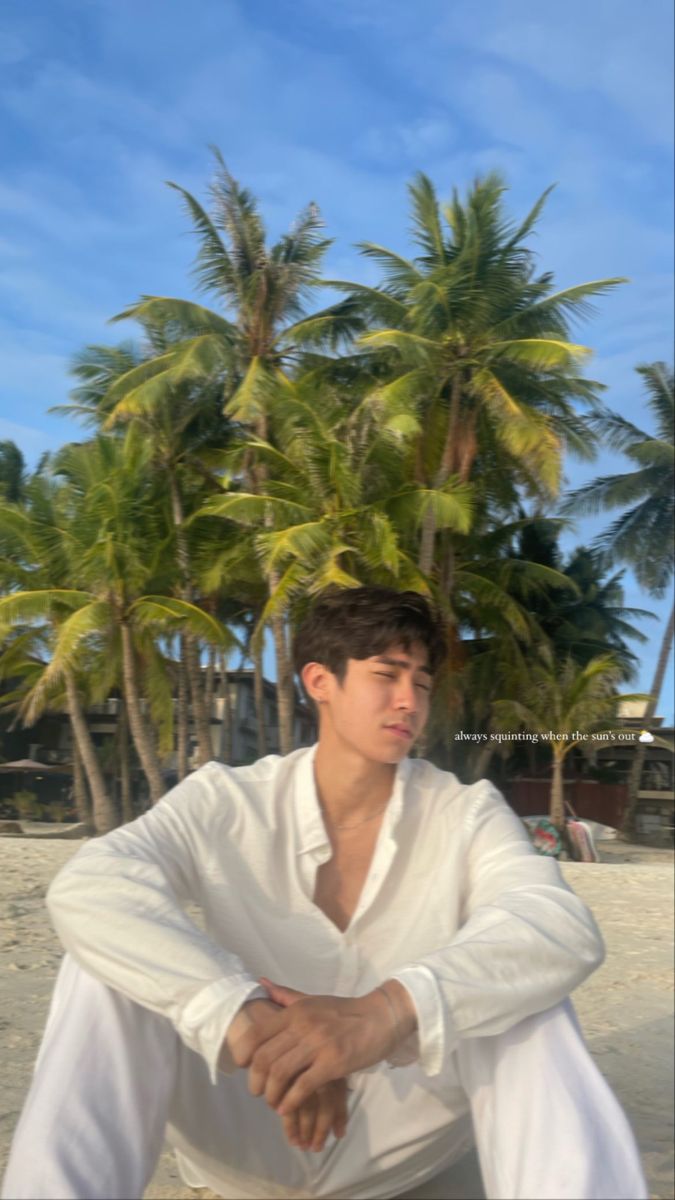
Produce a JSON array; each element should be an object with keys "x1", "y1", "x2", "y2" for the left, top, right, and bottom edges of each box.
[{"x1": 385, "y1": 724, "x2": 414, "y2": 738}]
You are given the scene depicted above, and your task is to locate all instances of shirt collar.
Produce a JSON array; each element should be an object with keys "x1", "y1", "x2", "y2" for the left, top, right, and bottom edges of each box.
[{"x1": 293, "y1": 743, "x2": 413, "y2": 855}]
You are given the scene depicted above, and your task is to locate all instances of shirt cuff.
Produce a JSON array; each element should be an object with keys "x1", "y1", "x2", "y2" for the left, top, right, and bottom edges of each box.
[
  {"x1": 178, "y1": 977, "x2": 267, "y2": 1084},
  {"x1": 388, "y1": 965, "x2": 457, "y2": 1077}
]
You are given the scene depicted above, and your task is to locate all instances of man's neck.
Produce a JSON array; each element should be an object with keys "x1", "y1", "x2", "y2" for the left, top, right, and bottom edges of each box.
[{"x1": 313, "y1": 739, "x2": 398, "y2": 829}]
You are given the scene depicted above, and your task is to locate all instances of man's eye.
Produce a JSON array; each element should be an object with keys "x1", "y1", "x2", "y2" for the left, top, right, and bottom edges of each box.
[
  {"x1": 416, "y1": 683, "x2": 431, "y2": 692},
  {"x1": 375, "y1": 672, "x2": 395, "y2": 679}
]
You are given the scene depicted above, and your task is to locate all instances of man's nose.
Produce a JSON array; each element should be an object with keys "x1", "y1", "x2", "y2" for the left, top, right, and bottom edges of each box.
[{"x1": 395, "y1": 678, "x2": 417, "y2": 711}]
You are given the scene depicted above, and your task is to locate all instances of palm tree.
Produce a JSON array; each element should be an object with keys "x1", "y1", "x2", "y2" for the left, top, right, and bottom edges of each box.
[
  {"x1": 492, "y1": 644, "x2": 647, "y2": 830},
  {"x1": 0, "y1": 475, "x2": 117, "y2": 832},
  {"x1": 507, "y1": 520, "x2": 654, "y2": 680},
  {"x1": 328, "y1": 172, "x2": 624, "y2": 586},
  {"x1": 563, "y1": 363, "x2": 674, "y2": 835},
  {"x1": 0, "y1": 441, "x2": 26, "y2": 503},
  {"x1": 423, "y1": 516, "x2": 585, "y2": 775},
  {"x1": 196, "y1": 369, "x2": 474, "y2": 640},
  {"x1": 1, "y1": 439, "x2": 234, "y2": 805},
  {"x1": 53, "y1": 437, "x2": 239, "y2": 799},
  {"x1": 56, "y1": 333, "x2": 236, "y2": 768},
  {"x1": 104, "y1": 151, "x2": 362, "y2": 753}
]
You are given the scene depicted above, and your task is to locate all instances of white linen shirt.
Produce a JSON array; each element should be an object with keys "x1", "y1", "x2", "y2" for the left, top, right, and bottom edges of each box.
[{"x1": 46, "y1": 746, "x2": 605, "y2": 1199}]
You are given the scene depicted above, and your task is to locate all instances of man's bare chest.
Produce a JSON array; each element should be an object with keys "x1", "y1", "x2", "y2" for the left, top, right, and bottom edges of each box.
[{"x1": 312, "y1": 824, "x2": 382, "y2": 933}]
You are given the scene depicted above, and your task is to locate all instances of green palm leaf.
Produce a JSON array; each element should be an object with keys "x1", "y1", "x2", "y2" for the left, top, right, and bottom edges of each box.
[
  {"x1": 166, "y1": 180, "x2": 237, "y2": 300},
  {"x1": 255, "y1": 520, "x2": 333, "y2": 572},
  {"x1": 112, "y1": 297, "x2": 237, "y2": 343},
  {"x1": 0, "y1": 589, "x2": 94, "y2": 624},
  {"x1": 408, "y1": 172, "x2": 447, "y2": 265},
  {"x1": 489, "y1": 338, "x2": 591, "y2": 368},
  {"x1": 197, "y1": 492, "x2": 312, "y2": 526},
  {"x1": 358, "y1": 329, "x2": 442, "y2": 367},
  {"x1": 131, "y1": 596, "x2": 235, "y2": 648}
]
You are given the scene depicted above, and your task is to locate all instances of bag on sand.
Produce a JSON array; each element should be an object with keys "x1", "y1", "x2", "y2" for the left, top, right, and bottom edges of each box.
[
  {"x1": 566, "y1": 818, "x2": 599, "y2": 862},
  {"x1": 522, "y1": 816, "x2": 563, "y2": 857}
]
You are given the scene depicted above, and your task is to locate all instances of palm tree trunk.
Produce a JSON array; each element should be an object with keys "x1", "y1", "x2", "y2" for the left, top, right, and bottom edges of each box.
[
  {"x1": 622, "y1": 599, "x2": 674, "y2": 839},
  {"x1": 120, "y1": 620, "x2": 165, "y2": 804},
  {"x1": 64, "y1": 669, "x2": 116, "y2": 833},
  {"x1": 205, "y1": 644, "x2": 216, "y2": 731},
  {"x1": 168, "y1": 472, "x2": 214, "y2": 765},
  {"x1": 418, "y1": 377, "x2": 464, "y2": 577},
  {"x1": 177, "y1": 638, "x2": 189, "y2": 780},
  {"x1": 184, "y1": 635, "x2": 214, "y2": 764},
  {"x1": 440, "y1": 534, "x2": 456, "y2": 597},
  {"x1": 70, "y1": 732, "x2": 91, "y2": 827},
  {"x1": 418, "y1": 512, "x2": 437, "y2": 577},
  {"x1": 253, "y1": 415, "x2": 295, "y2": 754},
  {"x1": 218, "y1": 653, "x2": 233, "y2": 763},
  {"x1": 118, "y1": 697, "x2": 133, "y2": 824},
  {"x1": 470, "y1": 742, "x2": 495, "y2": 783},
  {"x1": 270, "y1": 608, "x2": 294, "y2": 754},
  {"x1": 253, "y1": 635, "x2": 268, "y2": 758},
  {"x1": 549, "y1": 750, "x2": 566, "y2": 832}
]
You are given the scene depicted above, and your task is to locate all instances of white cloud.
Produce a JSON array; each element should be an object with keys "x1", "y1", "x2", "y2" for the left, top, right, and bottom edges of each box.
[{"x1": 356, "y1": 116, "x2": 457, "y2": 164}]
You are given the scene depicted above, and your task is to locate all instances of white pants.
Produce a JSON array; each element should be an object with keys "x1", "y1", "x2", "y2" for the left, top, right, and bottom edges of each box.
[{"x1": 2, "y1": 955, "x2": 647, "y2": 1200}]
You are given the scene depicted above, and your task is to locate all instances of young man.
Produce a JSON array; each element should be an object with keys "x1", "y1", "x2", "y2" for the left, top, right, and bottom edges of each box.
[{"x1": 3, "y1": 587, "x2": 646, "y2": 1200}]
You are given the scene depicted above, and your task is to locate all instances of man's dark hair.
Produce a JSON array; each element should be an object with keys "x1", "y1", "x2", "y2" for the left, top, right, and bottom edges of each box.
[{"x1": 293, "y1": 586, "x2": 448, "y2": 697}]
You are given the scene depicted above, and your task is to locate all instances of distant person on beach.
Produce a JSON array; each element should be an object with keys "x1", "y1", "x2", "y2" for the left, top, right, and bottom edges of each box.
[{"x1": 2, "y1": 587, "x2": 647, "y2": 1199}]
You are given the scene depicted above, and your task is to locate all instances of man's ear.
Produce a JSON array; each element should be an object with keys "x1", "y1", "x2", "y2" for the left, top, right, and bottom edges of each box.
[{"x1": 301, "y1": 661, "x2": 332, "y2": 706}]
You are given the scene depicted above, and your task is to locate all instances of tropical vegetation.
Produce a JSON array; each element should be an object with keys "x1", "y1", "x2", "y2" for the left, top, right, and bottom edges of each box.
[{"x1": 0, "y1": 153, "x2": 670, "y2": 836}]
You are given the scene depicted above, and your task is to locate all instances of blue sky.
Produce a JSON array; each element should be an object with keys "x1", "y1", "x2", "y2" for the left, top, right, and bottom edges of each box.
[{"x1": 1, "y1": 0, "x2": 673, "y2": 718}]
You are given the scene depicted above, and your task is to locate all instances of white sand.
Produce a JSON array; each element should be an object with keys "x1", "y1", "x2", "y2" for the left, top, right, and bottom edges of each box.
[{"x1": 0, "y1": 835, "x2": 672, "y2": 1200}]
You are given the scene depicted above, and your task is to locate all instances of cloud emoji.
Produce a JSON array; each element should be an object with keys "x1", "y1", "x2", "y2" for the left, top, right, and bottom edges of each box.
[{"x1": 638, "y1": 730, "x2": 654, "y2": 743}]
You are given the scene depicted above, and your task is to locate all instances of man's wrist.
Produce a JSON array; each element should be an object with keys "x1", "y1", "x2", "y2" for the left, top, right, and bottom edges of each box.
[
  {"x1": 221, "y1": 996, "x2": 279, "y2": 1070},
  {"x1": 380, "y1": 979, "x2": 418, "y2": 1038},
  {"x1": 365, "y1": 979, "x2": 417, "y2": 1048}
]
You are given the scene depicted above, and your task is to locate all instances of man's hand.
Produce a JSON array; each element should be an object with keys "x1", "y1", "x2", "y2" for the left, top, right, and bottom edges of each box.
[
  {"x1": 280, "y1": 1079, "x2": 348, "y2": 1152},
  {"x1": 246, "y1": 977, "x2": 416, "y2": 1117},
  {"x1": 223, "y1": 996, "x2": 348, "y2": 1152}
]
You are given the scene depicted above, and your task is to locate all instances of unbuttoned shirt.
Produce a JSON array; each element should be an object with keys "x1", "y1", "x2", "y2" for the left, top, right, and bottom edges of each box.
[{"x1": 46, "y1": 746, "x2": 604, "y2": 1199}]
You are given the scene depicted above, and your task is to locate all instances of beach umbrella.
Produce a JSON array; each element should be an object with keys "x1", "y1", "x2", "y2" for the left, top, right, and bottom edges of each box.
[
  {"x1": 0, "y1": 759, "x2": 71, "y2": 773},
  {"x1": 0, "y1": 759, "x2": 73, "y2": 818}
]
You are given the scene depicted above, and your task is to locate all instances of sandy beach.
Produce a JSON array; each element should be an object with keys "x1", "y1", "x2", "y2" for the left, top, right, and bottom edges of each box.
[{"x1": 0, "y1": 833, "x2": 672, "y2": 1200}]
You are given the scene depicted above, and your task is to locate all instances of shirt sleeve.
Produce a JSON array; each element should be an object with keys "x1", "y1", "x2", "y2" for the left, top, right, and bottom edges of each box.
[
  {"x1": 46, "y1": 766, "x2": 265, "y2": 1084},
  {"x1": 386, "y1": 781, "x2": 605, "y2": 1077}
]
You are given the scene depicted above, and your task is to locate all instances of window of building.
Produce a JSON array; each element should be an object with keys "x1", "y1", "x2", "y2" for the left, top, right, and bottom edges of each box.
[{"x1": 641, "y1": 761, "x2": 673, "y2": 791}]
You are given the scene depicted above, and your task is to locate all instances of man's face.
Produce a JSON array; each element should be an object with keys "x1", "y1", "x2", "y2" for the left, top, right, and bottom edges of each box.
[{"x1": 311, "y1": 641, "x2": 433, "y2": 764}]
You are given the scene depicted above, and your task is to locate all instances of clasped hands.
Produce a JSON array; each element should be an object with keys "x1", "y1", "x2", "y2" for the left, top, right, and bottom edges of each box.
[{"x1": 223, "y1": 977, "x2": 415, "y2": 1153}]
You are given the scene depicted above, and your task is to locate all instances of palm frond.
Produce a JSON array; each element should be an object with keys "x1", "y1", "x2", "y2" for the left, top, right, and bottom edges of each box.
[
  {"x1": 489, "y1": 338, "x2": 591, "y2": 368},
  {"x1": 196, "y1": 492, "x2": 313, "y2": 527},
  {"x1": 255, "y1": 520, "x2": 333, "y2": 572},
  {"x1": 636, "y1": 361, "x2": 674, "y2": 441},
  {"x1": 385, "y1": 481, "x2": 474, "y2": 535},
  {"x1": 320, "y1": 280, "x2": 408, "y2": 325},
  {"x1": 131, "y1": 596, "x2": 236, "y2": 649},
  {"x1": 0, "y1": 589, "x2": 93, "y2": 625},
  {"x1": 208, "y1": 149, "x2": 267, "y2": 280},
  {"x1": 357, "y1": 329, "x2": 442, "y2": 367},
  {"x1": 112, "y1": 297, "x2": 237, "y2": 344},
  {"x1": 407, "y1": 172, "x2": 447, "y2": 264},
  {"x1": 224, "y1": 357, "x2": 275, "y2": 423},
  {"x1": 166, "y1": 180, "x2": 237, "y2": 300},
  {"x1": 355, "y1": 243, "x2": 421, "y2": 294},
  {"x1": 278, "y1": 296, "x2": 365, "y2": 351}
]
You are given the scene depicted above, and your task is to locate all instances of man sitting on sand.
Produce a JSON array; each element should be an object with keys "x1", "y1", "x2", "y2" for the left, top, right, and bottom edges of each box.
[{"x1": 3, "y1": 587, "x2": 647, "y2": 1199}]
